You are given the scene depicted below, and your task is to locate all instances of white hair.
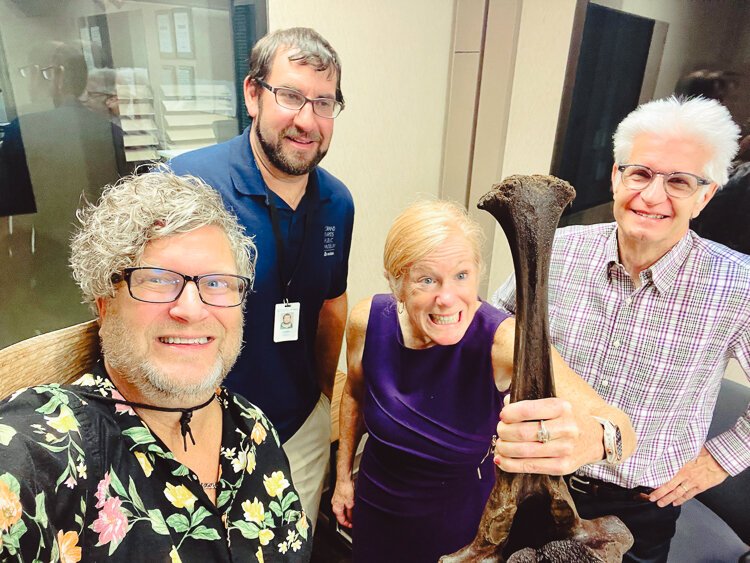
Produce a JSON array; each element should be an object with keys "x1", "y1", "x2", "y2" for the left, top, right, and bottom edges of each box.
[{"x1": 613, "y1": 96, "x2": 740, "y2": 186}]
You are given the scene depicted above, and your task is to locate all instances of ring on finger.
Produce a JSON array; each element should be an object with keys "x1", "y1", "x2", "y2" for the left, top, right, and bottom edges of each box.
[
  {"x1": 679, "y1": 483, "x2": 689, "y2": 494},
  {"x1": 537, "y1": 419, "x2": 550, "y2": 443}
]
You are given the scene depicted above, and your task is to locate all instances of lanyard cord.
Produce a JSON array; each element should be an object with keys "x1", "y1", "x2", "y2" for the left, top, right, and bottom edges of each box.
[{"x1": 266, "y1": 188, "x2": 315, "y2": 302}]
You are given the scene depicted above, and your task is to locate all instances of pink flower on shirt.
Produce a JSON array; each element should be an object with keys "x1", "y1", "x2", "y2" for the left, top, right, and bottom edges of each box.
[
  {"x1": 91, "y1": 496, "x2": 127, "y2": 545},
  {"x1": 95, "y1": 472, "x2": 111, "y2": 508},
  {"x1": 110, "y1": 391, "x2": 135, "y2": 415}
]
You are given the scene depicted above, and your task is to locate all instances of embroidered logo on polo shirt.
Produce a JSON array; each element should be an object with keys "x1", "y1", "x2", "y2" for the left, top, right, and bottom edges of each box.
[{"x1": 323, "y1": 225, "x2": 336, "y2": 257}]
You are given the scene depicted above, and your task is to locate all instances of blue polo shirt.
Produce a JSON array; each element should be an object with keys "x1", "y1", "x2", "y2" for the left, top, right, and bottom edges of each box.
[{"x1": 169, "y1": 128, "x2": 354, "y2": 441}]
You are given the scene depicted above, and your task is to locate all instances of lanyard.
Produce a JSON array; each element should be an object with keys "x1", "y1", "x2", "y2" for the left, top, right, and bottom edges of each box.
[{"x1": 266, "y1": 189, "x2": 314, "y2": 302}]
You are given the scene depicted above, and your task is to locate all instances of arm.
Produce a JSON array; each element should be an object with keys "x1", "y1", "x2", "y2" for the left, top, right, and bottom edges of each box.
[
  {"x1": 315, "y1": 292, "x2": 348, "y2": 400},
  {"x1": 651, "y1": 331, "x2": 750, "y2": 507},
  {"x1": 0, "y1": 389, "x2": 83, "y2": 561},
  {"x1": 491, "y1": 318, "x2": 636, "y2": 475},
  {"x1": 490, "y1": 274, "x2": 517, "y2": 313},
  {"x1": 331, "y1": 297, "x2": 370, "y2": 528}
]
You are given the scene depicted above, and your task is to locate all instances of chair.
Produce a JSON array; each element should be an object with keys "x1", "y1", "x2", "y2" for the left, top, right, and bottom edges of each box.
[
  {"x1": 669, "y1": 378, "x2": 750, "y2": 562},
  {"x1": 0, "y1": 319, "x2": 100, "y2": 400}
]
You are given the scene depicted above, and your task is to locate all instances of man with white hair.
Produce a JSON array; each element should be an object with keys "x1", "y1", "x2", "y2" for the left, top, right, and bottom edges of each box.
[{"x1": 493, "y1": 97, "x2": 750, "y2": 562}]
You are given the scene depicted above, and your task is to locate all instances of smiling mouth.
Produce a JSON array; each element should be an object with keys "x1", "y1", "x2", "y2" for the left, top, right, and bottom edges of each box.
[
  {"x1": 429, "y1": 312, "x2": 460, "y2": 325},
  {"x1": 158, "y1": 337, "x2": 211, "y2": 345},
  {"x1": 633, "y1": 210, "x2": 667, "y2": 220}
]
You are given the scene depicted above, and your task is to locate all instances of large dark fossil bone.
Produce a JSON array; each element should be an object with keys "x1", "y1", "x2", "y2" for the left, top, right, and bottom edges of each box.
[{"x1": 440, "y1": 175, "x2": 633, "y2": 562}]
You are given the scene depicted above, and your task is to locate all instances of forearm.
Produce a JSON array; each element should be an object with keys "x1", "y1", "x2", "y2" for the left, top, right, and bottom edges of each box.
[
  {"x1": 315, "y1": 293, "x2": 348, "y2": 399},
  {"x1": 336, "y1": 384, "x2": 365, "y2": 481},
  {"x1": 551, "y1": 348, "x2": 636, "y2": 464},
  {"x1": 704, "y1": 407, "x2": 750, "y2": 476}
]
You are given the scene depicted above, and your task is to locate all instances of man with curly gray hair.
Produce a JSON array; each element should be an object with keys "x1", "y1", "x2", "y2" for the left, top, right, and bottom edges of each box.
[
  {"x1": 169, "y1": 27, "x2": 354, "y2": 528},
  {"x1": 0, "y1": 172, "x2": 312, "y2": 561}
]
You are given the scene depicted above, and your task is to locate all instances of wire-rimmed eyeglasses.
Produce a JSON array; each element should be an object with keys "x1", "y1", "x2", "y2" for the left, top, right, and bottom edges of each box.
[
  {"x1": 112, "y1": 267, "x2": 251, "y2": 308},
  {"x1": 256, "y1": 79, "x2": 344, "y2": 119},
  {"x1": 617, "y1": 164, "x2": 711, "y2": 199},
  {"x1": 18, "y1": 64, "x2": 61, "y2": 80}
]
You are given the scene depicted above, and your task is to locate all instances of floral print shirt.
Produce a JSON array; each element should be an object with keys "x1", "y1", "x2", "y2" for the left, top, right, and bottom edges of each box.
[{"x1": 0, "y1": 363, "x2": 311, "y2": 562}]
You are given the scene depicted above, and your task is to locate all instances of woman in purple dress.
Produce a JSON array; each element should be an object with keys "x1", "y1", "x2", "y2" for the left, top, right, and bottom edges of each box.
[{"x1": 331, "y1": 201, "x2": 635, "y2": 562}]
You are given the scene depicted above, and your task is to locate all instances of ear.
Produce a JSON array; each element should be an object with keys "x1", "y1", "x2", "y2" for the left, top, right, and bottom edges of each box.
[
  {"x1": 610, "y1": 163, "x2": 620, "y2": 197},
  {"x1": 691, "y1": 183, "x2": 719, "y2": 219},
  {"x1": 244, "y1": 76, "x2": 260, "y2": 119},
  {"x1": 96, "y1": 296, "x2": 108, "y2": 321}
]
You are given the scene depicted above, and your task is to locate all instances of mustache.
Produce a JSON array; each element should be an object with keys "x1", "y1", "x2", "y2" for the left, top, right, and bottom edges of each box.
[{"x1": 282, "y1": 126, "x2": 322, "y2": 143}]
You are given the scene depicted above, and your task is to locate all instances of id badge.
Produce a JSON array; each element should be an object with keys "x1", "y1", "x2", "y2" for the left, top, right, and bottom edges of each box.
[{"x1": 274, "y1": 302, "x2": 300, "y2": 342}]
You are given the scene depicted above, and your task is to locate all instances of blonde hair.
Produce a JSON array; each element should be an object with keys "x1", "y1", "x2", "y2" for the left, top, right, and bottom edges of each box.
[
  {"x1": 70, "y1": 172, "x2": 256, "y2": 311},
  {"x1": 383, "y1": 200, "x2": 483, "y2": 300}
]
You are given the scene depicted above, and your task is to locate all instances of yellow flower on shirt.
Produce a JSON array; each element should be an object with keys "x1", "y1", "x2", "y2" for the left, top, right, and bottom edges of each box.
[
  {"x1": 134, "y1": 452, "x2": 153, "y2": 477},
  {"x1": 258, "y1": 528, "x2": 274, "y2": 546},
  {"x1": 256, "y1": 546, "x2": 264, "y2": 563},
  {"x1": 46, "y1": 406, "x2": 79, "y2": 433},
  {"x1": 263, "y1": 471, "x2": 289, "y2": 498},
  {"x1": 241, "y1": 498, "x2": 264, "y2": 524},
  {"x1": 169, "y1": 546, "x2": 182, "y2": 562},
  {"x1": 164, "y1": 483, "x2": 197, "y2": 510}
]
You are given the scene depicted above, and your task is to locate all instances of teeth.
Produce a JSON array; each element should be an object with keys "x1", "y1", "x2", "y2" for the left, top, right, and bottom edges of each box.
[
  {"x1": 635, "y1": 211, "x2": 666, "y2": 219},
  {"x1": 430, "y1": 313, "x2": 459, "y2": 325},
  {"x1": 159, "y1": 337, "x2": 209, "y2": 345}
]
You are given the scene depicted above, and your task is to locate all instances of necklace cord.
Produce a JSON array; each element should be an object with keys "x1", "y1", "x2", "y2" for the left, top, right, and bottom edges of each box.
[{"x1": 80, "y1": 392, "x2": 216, "y2": 451}]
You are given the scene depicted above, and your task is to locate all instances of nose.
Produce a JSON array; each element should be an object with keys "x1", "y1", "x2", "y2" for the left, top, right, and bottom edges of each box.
[
  {"x1": 639, "y1": 173, "x2": 668, "y2": 205},
  {"x1": 293, "y1": 100, "x2": 317, "y2": 130},
  {"x1": 169, "y1": 281, "x2": 210, "y2": 323},
  {"x1": 435, "y1": 283, "x2": 457, "y2": 308}
]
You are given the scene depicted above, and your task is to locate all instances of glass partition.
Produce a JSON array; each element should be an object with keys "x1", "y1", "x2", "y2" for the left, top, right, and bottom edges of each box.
[{"x1": 0, "y1": 0, "x2": 266, "y2": 348}]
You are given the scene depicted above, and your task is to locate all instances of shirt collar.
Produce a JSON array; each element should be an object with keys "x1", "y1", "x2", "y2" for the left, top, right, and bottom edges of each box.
[
  {"x1": 606, "y1": 225, "x2": 693, "y2": 293},
  {"x1": 74, "y1": 362, "x2": 231, "y2": 459}
]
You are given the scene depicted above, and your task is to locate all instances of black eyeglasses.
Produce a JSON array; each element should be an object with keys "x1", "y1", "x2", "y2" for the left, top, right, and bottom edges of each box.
[
  {"x1": 112, "y1": 267, "x2": 251, "y2": 307},
  {"x1": 617, "y1": 164, "x2": 711, "y2": 199},
  {"x1": 256, "y1": 79, "x2": 344, "y2": 118}
]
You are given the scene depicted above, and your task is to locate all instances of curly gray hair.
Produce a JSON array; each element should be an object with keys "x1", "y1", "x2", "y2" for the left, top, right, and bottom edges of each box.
[{"x1": 70, "y1": 172, "x2": 256, "y2": 311}]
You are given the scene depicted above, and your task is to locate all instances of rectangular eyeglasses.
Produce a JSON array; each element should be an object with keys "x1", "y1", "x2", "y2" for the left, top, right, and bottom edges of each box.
[{"x1": 112, "y1": 267, "x2": 251, "y2": 307}]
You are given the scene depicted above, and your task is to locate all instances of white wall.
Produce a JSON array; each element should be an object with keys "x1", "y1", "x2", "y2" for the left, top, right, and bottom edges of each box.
[
  {"x1": 268, "y1": 1, "x2": 456, "y2": 313},
  {"x1": 486, "y1": 0, "x2": 579, "y2": 293}
]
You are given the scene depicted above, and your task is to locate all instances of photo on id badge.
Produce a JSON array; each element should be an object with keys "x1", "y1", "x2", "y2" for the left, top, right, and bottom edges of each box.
[{"x1": 274, "y1": 302, "x2": 300, "y2": 342}]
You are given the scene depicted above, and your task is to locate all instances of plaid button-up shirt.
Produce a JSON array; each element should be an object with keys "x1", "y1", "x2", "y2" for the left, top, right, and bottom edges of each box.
[{"x1": 492, "y1": 223, "x2": 750, "y2": 488}]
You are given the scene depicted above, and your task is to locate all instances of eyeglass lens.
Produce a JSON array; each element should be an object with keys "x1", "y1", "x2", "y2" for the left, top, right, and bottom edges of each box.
[
  {"x1": 274, "y1": 87, "x2": 340, "y2": 118},
  {"x1": 128, "y1": 268, "x2": 246, "y2": 306},
  {"x1": 621, "y1": 165, "x2": 700, "y2": 198}
]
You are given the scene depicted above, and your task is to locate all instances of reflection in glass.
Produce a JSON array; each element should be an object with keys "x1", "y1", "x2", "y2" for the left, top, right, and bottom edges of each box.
[{"x1": 0, "y1": 1, "x2": 266, "y2": 347}]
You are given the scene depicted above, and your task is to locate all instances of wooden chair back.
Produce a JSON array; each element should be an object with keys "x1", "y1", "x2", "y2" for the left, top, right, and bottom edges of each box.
[{"x1": 0, "y1": 320, "x2": 100, "y2": 400}]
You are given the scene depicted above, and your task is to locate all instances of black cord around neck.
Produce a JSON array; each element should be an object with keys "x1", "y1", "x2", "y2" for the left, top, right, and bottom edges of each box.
[{"x1": 81, "y1": 392, "x2": 217, "y2": 451}]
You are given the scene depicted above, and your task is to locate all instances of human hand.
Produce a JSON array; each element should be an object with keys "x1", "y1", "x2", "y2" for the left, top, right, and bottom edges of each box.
[
  {"x1": 493, "y1": 396, "x2": 603, "y2": 475},
  {"x1": 331, "y1": 478, "x2": 355, "y2": 528},
  {"x1": 649, "y1": 447, "x2": 729, "y2": 507}
]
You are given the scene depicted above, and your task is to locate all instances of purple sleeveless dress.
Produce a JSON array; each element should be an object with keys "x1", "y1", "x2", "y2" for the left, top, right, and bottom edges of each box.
[{"x1": 352, "y1": 294, "x2": 510, "y2": 562}]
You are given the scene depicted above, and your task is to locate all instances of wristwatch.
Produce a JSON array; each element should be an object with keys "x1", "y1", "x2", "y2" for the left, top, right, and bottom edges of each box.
[{"x1": 593, "y1": 416, "x2": 623, "y2": 465}]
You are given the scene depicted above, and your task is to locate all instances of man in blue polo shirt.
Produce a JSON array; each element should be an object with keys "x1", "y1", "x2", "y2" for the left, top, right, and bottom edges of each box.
[{"x1": 169, "y1": 27, "x2": 353, "y2": 527}]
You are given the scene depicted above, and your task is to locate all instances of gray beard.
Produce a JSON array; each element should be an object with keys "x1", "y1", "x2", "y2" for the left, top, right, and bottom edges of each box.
[{"x1": 100, "y1": 315, "x2": 240, "y2": 405}]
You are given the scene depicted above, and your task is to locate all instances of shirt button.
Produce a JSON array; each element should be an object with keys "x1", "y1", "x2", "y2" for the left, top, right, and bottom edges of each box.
[
  {"x1": 601, "y1": 380, "x2": 608, "y2": 387},
  {"x1": 612, "y1": 340, "x2": 621, "y2": 348},
  {"x1": 624, "y1": 297, "x2": 632, "y2": 305}
]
